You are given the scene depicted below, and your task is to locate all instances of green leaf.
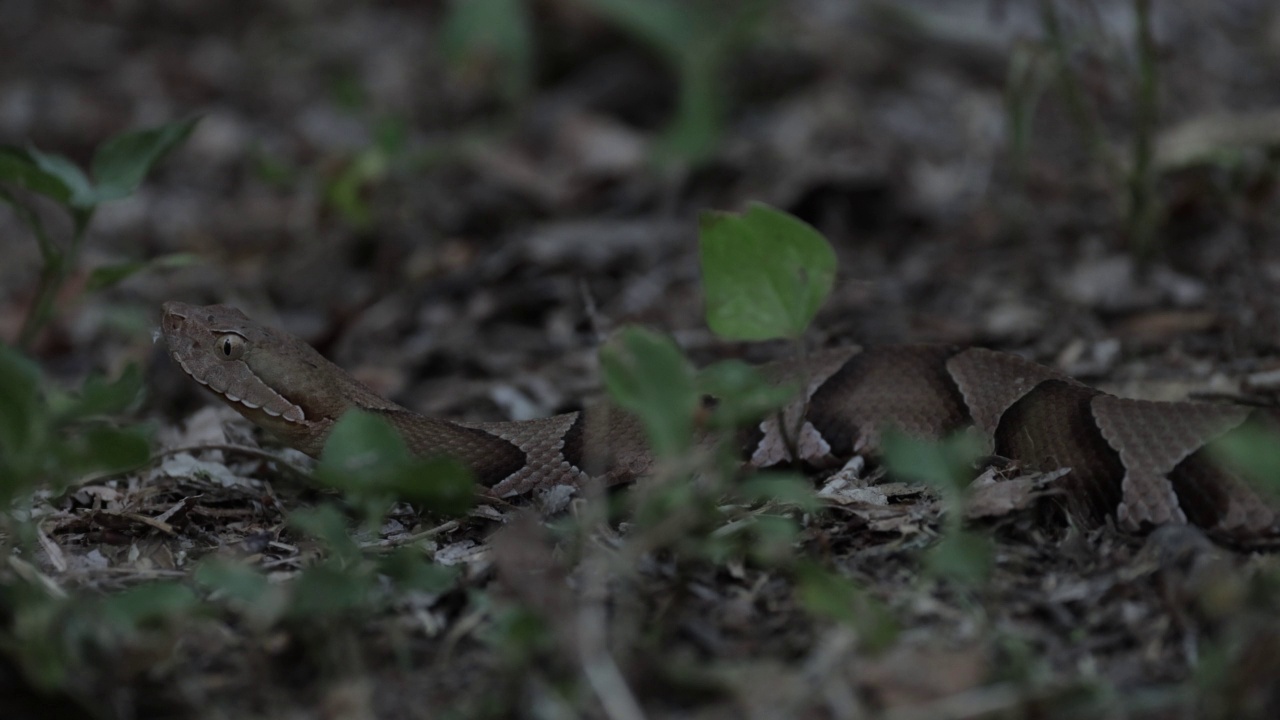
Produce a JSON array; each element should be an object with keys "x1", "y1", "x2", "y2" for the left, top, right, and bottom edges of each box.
[
  {"x1": 632, "y1": 472, "x2": 702, "y2": 529},
  {"x1": 796, "y1": 561, "x2": 862, "y2": 626},
  {"x1": 880, "y1": 430, "x2": 982, "y2": 495},
  {"x1": 287, "y1": 564, "x2": 376, "y2": 619},
  {"x1": 5, "y1": 583, "x2": 79, "y2": 690},
  {"x1": 699, "y1": 202, "x2": 837, "y2": 340},
  {"x1": 795, "y1": 561, "x2": 899, "y2": 652},
  {"x1": 100, "y1": 582, "x2": 199, "y2": 628},
  {"x1": 737, "y1": 472, "x2": 820, "y2": 512},
  {"x1": 600, "y1": 327, "x2": 698, "y2": 457},
  {"x1": 54, "y1": 364, "x2": 145, "y2": 419},
  {"x1": 484, "y1": 603, "x2": 553, "y2": 664},
  {"x1": 743, "y1": 514, "x2": 800, "y2": 565},
  {"x1": 194, "y1": 558, "x2": 271, "y2": 604},
  {"x1": 925, "y1": 529, "x2": 994, "y2": 586},
  {"x1": 25, "y1": 146, "x2": 95, "y2": 207},
  {"x1": 61, "y1": 426, "x2": 151, "y2": 478},
  {"x1": 320, "y1": 410, "x2": 413, "y2": 469},
  {"x1": 86, "y1": 252, "x2": 201, "y2": 292},
  {"x1": 90, "y1": 117, "x2": 200, "y2": 203},
  {"x1": 377, "y1": 549, "x2": 459, "y2": 594},
  {"x1": 1208, "y1": 417, "x2": 1280, "y2": 500},
  {"x1": 289, "y1": 504, "x2": 363, "y2": 565},
  {"x1": 314, "y1": 411, "x2": 475, "y2": 515},
  {"x1": 0, "y1": 343, "x2": 45, "y2": 462},
  {"x1": 696, "y1": 359, "x2": 796, "y2": 430},
  {"x1": 195, "y1": 557, "x2": 290, "y2": 627},
  {"x1": 0, "y1": 147, "x2": 73, "y2": 203}
]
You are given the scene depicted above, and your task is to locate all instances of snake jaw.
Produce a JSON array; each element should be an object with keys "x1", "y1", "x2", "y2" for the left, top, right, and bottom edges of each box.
[{"x1": 162, "y1": 301, "x2": 309, "y2": 427}]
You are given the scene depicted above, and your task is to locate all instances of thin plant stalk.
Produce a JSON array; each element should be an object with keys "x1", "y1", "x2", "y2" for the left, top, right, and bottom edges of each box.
[
  {"x1": 1037, "y1": 0, "x2": 1123, "y2": 186},
  {"x1": 17, "y1": 211, "x2": 92, "y2": 350}
]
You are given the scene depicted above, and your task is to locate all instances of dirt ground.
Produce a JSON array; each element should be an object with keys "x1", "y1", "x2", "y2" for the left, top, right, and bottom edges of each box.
[{"x1": 4, "y1": 1, "x2": 1280, "y2": 718}]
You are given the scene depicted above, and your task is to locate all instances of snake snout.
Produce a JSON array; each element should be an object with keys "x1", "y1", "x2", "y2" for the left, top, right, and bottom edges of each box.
[{"x1": 160, "y1": 302, "x2": 193, "y2": 336}]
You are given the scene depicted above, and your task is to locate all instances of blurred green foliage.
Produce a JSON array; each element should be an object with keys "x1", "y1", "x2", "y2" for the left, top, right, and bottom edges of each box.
[
  {"x1": 438, "y1": 0, "x2": 775, "y2": 164},
  {"x1": 0, "y1": 345, "x2": 150, "y2": 511},
  {"x1": 0, "y1": 118, "x2": 200, "y2": 349},
  {"x1": 574, "y1": 0, "x2": 774, "y2": 163}
]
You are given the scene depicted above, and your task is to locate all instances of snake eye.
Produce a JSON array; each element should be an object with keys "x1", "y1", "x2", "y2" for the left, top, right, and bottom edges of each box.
[{"x1": 216, "y1": 334, "x2": 246, "y2": 360}]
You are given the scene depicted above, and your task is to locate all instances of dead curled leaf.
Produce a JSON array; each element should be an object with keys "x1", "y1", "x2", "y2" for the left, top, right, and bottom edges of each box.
[{"x1": 964, "y1": 468, "x2": 1067, "y2": 520}]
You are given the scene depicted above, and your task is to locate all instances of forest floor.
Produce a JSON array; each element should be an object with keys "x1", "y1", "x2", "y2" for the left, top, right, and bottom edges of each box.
[{"x1": 3, "y1": 1, "x2": 1280, "y2": 718}]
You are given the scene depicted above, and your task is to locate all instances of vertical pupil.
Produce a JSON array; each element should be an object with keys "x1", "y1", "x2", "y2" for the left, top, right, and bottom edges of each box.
[{"x1": 223, "y1": 339, "x2": 232, "y2": 356}]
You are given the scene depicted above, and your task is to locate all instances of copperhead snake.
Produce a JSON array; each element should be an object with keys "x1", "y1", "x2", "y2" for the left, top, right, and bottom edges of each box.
[{"x1": 160, "y1": 302, "x2": 1280, "y2": 547}]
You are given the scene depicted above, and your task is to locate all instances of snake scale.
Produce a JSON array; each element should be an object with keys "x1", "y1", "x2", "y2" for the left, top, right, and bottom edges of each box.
[{"x1": 161, "y1": 302, "x2": 1280, "y2": 547}]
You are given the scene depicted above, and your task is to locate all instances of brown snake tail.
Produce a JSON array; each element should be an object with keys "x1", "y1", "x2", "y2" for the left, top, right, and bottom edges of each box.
[{"x1": 161, "y1": 302, "x2": 1280, "y2": 547}]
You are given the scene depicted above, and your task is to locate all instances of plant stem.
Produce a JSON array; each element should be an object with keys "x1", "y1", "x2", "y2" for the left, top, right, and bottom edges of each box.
[
  {"x1": 1038, "y1": 0, "x2": 1123, "y2": 189},
  {"x1": 16, "y1": 210, "x2": 91, "y2": 350}
]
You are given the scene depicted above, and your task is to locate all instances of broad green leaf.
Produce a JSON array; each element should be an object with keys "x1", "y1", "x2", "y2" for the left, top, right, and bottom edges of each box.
[
  {"x1": 0, "y1": 344, "x2": 46, "y2": 477},
  {"x1": 61, "y1": 426, "x2": 151, "y2": 478},
  {"x1": 737, "y1": 472, "x2": 820, "y2": 512},
  {"x1": 796, "y1": 561, "x2": 862, "y2": 626},
  {"x1": 377, "y1": 549, "x2": 459, "y2": 594},
  {"x1": 880, "y1": 430, "x2": 982, "y2": 495},
  {"x1": 195, "y1": 557, "x2": 290, "y2": 627},
  {"x1": 743, "y1": 514, "x2": 800, "y2": 564},
  {"x1": 90, "y1": 116, "x2": 200, "y2": 203},
  {"x1": 390, "y1": 456, "x2": 474, "y2": 513},
  {"x1": 289, "y1": 504, "x2": 363, "y2": 565},
  {"x1": 696, "y1": 359, "x2": 796, "y2": 430},
  {"x1": 100, "y1": 582, "x2": 199, "y2": 628},
  {"x1": 194, "y1": 558, "x2": 271, "y2": 604},
  {"x1": 926, "y1": 529, "x2": 994, "y2": 586},
  {"x1": 52, "y1": 364, "x2": 145, "y2": 419},
  {"x1": 86, "y1": 252, "x2": 201, "y2": 292},
  {"x1": 796, "y1": 561, "x2": 899, "y2": 652},
  {"x1": 286, "y1": 563, "x2": 376, "y2": 619},
  {"x1": 1208, "y1": 418, "x2": 1280, "y2": 499},
  {"x1": 700, "y1": 202, "x2": 836, "y2": 340},
  {"x1": 319, "y1": 410, "x2": 413, "y2": 472},
  {"x1": 6, "y1": 584, "x2": 77, "y2": 689},
  {"x1": 0, "y1": 147, "x2": 73, "y2": 203},
  {"x1": 26, "y1": 146, "x2": 96, "y2": 208},
  {"x1": 600, "y1": 327, "x2": 698, "y2": 457},
  {"x1": 632, "y1": 471, "x2": 701, "y2": 529},
  {"x1": 484, "y1": 604, "x2": 553, "y2": 664},
  {"x1": 315, "y1": 411, "x2": 475, "y2": 515}
]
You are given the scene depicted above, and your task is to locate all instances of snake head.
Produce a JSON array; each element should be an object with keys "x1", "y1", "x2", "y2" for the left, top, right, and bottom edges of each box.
[{"x1": 160, "y1": 301, "x2": 397, "y2": 455}]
